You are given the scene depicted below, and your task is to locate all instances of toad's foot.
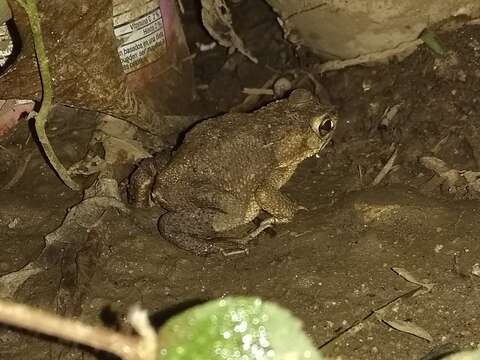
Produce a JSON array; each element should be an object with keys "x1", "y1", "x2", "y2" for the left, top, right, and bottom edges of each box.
[
  {"x1": 210, "y1": 240, "x2": 250, "y2": 257},
  {"x1": 235, "y1": 216, "x2": 289, "y2": 246}
]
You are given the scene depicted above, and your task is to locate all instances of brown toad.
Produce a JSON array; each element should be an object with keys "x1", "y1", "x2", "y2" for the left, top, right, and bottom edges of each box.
[{"x1": 129, "y1": 89, "x2": 336, "y2": 255}]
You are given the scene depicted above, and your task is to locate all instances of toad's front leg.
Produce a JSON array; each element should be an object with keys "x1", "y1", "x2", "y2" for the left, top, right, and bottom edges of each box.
[
  {"x1": 255, "y1": 184, "x2": 301, "y2": 220},
  {"x1": 235, "y1": 184, "x2": 303, "y2": 246},
  {"x1": 128, "y1": 151, "x2": 170, "y2": 208}
]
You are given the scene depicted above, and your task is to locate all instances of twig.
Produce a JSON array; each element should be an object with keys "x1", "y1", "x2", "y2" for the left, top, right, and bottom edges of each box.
[
  {"x1": 129, "y1": 306, "x2": 158, "y2": 360},
  {"x1": 358, "y1": 164, "x2": 364, "y2": 187},
  {"x1": 431, "y1": 134, "x2": 450, "y2": 154},
  {"x1": 176, "y1": 0, "x2": 185, "y2": 14},
  {"x1": 15, "y1": 0, "x2": 80, "y2": 190},
  {"x1": 1, "y1": 152, "x2": 33, "y2": 190},
  {"x1": 0, "y1": 143, "x2": 16, "y2": 158},
  {"x1": 371, "y1": 148, "x2": 398, "y2": 186},
  {"x1": 318, "y1": 287, "x2": 420, "y2": 350},
  {"x1": 301, "y1": 70, "x2": 327, "y2": 100},
  {"x1": 284, "y1": 2, "x2": 327, "y2": 21},
  {"x1": 231, "y1": 75, "x2": 278, "y2": 112},
  {"x1": 157, "y1": 53, "x2": 197, "y2": 76},
  {"x1": 0, "y1": 299, "x2": 142, "y2": 360}
]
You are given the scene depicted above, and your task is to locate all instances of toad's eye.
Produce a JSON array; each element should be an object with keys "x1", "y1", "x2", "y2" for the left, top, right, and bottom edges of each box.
[{"x1": 311, "y1": 115, "x2": 336, "y2": 136}]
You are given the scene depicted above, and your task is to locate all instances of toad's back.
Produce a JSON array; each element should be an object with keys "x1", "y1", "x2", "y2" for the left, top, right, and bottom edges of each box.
[{"x1": 153, "y1": 113, "x2": 278, "y2": 210}]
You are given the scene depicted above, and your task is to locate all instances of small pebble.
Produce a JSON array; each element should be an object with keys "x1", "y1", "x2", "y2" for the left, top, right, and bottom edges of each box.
[{"x1": 471, "y1": 263, "x2": 480, "y2": 277}]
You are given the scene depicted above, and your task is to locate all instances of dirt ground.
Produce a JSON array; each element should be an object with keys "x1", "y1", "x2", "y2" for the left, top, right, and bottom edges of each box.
[{"x1": 2, "y1": 2, "x2": 480, "y2": 360}]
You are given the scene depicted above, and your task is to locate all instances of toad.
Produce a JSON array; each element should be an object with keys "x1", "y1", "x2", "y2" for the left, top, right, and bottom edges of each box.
[{"x1": 129, "y1": 89, "x2": 337, "y2": 255}]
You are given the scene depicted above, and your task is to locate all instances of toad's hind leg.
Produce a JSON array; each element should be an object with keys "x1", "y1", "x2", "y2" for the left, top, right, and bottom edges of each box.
[{"x1": 159, "y1": 209, "x2": 243, "y2": 256}]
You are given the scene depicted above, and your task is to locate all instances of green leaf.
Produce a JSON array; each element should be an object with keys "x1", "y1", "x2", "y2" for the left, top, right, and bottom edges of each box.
[
  {"x1": 156, "y1": 297, "x2": 323, "y2": 360},
  {"x1": 443, "y1": 350, "x2": 480, "y2": 360},
  {"x1": 420, "y1": 29, "x2": 446, "y2": 56}
]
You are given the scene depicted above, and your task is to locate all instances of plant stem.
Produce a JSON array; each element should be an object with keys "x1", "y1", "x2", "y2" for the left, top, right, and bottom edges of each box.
[
  {"x1": 0, "y1": 299, "x2": 142, "y2": 360},
  {"x1": 15, "y1": 0, "x2": 80, "y2": 190}
]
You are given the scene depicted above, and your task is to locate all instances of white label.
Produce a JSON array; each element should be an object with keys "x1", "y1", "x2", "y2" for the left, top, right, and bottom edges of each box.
[
  {"x1": 0, "y1": 24, "x2": 13, "y2": 67},
  {"x1": 113, "y1": 0, "x2": 166, "y2": 73}
]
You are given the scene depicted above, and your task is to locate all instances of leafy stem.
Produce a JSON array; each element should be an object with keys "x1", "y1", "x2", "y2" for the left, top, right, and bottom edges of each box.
[{"x1": 15, "y1": 0, "x2": 80, "y2": 190}]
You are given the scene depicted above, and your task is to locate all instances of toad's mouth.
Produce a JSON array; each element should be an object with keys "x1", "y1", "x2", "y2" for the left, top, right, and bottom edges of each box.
[
  {"x1": 278, "y1": 142, "x2": 333, "y2": 168},
  {"x1": 278, "y1": 129, "x2": 335, "y2": 168},
  {"x1": 312, "y1": 132, "x2": 334, "y2": 150}
]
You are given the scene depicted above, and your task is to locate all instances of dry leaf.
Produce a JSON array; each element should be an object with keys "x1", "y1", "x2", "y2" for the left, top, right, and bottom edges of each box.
[
  {"x1": 102, "y1": 137, "x2": 151, "y2": 165},
  {"x1": 200, "y1": 0, "x2": 257, "y2": 63},
  {"x1": 97, "y1": 114, "x2": 136, "y2": 138},
  {"x1": 383, "y1": 319, "x2": 433, "y2": 342},
  {"x1": 472, "y1": 263, "x2": 480, "y2": 277},
  {"x1": 97, "y1": 115, "x2": 151, "y2": 166},
  {"x1": 0, "y1": 264, "x2": 42, "y2": 299},
  {"x1": 242, "y1": 88, "x2": 274, "y2": 96},
  {"x1": 391, "y1": 267, "x2": 434, "y2": 295},
  {"x1": 420, "y1": 156, "x2": 450, "y2": 173},
  {"x1": 380, "y1": 103, "x2": 402, "y2": 128},
  {"x1": 69, "y1": 155, "x2": 106, "y2": 176}
]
